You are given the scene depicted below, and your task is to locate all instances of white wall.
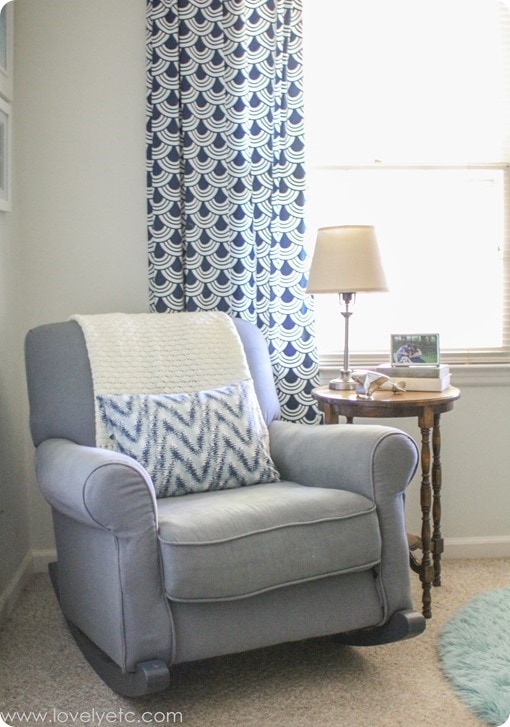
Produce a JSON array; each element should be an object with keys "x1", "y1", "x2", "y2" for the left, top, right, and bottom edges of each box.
[
  {"x1": 15, "y1": 0, "x2": 149, "y2": 330},
  {"x1": 0, "y1": 0, "x2": 149, "y2": 613},
  {"x1": 1, "y1": 0, "x2": 509, "y2": 616},
  {"x1": 0, "y1": 182, "x2": 31, "y2": 615},
  {"x1": 14, "y1": 0, "x2": 149, "y2": 558}
]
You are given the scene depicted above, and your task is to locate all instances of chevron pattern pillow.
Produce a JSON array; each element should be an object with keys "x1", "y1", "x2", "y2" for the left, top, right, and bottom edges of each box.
[{"x1": 96, "y1": 380, "x2": 280, "y2": 497}]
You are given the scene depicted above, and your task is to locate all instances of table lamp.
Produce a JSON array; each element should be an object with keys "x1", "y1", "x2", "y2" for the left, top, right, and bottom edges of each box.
[{"x1": 306, "y1": 225, "x2": 388, "y2": 390}]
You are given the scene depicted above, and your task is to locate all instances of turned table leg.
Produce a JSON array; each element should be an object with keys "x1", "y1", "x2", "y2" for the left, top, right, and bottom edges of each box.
[
  {"x1": 312, "y1": 385, "x2": 460, "y2": 621},
  {"x1": 418, "y1": 408, "x2": 435, "y2": 619},
  {"x1": 432, "y1": 412, "x2": 444, "y2": 586},
  {"x1": 322, "y1": 402, "x2": 340, "y2": 425}
]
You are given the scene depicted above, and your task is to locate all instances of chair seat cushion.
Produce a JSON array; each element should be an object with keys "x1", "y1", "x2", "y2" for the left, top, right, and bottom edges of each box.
[{"x1": 157, "y1": 481, "x2": 381, "y2": 602}]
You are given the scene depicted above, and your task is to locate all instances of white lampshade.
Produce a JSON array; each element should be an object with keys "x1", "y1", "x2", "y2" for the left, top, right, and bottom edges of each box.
[{"x1": 306, "y1": 225, "x2": 388, "y2": 294}]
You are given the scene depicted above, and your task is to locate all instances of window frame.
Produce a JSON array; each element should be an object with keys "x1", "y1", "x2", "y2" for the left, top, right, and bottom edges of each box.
[
  {"x1": 303, "y1": 0, "x2": 510, "y2": 371},
  {"x1": 306, "y1": 162, "x2": 510, "y2": 368}
]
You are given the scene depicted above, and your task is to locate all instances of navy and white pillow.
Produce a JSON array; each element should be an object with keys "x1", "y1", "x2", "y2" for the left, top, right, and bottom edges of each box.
[{"x1": 96, "y1": 379, "x2": 280, "y2": 498}]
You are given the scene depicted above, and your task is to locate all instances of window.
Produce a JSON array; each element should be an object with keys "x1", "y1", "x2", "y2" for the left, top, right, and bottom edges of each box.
[{"x1": 303, "y1": 0, "x2": 510, "y2": 365}]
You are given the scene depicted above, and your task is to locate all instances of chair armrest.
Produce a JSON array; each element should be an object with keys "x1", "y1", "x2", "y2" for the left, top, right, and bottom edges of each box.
[
  {"x1": 269, "y1": 420, "x2": 419, "y2": 617},
  {"x1": 36, "y1": 439, "x2": 172, "y2": 672},
  {"x1": 36, "y1": 438, "x2": 158, "y2": 535},
  {"x1": 269, "y1": 420, "x2": 418, "y2": 500}
]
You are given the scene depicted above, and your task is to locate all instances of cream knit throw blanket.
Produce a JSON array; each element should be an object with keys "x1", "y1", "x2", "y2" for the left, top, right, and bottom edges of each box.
[{"x1": 71, "y1": 312, "x2": 251, "y2": 447}]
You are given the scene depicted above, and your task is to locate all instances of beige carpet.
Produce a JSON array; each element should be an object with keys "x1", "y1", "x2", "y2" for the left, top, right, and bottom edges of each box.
[{"x1": 0, "y1": 559, "x2": 509, "y2": 727}]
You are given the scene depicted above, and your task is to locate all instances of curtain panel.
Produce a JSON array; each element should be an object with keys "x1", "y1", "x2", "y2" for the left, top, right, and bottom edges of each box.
[{"x1": 146, "y1": 0, "x2": 320, "y2": 423}]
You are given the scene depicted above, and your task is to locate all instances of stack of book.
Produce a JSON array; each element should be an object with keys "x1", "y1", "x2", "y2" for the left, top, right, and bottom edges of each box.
[{"x1": 376, "y1": 363, "x2": 451, "y2": 392}]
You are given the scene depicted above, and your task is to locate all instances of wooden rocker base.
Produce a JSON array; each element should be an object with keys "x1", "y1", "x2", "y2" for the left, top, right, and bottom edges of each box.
[
  {"x1": 48, "y1": 562, "x2": 425, "y2": 692},
  {"x1": 48, "y1": 562, "x2": 170, "y2": 697},
  {"x1": 335, "y1": 609, "x2": 426, "y2": 646}
]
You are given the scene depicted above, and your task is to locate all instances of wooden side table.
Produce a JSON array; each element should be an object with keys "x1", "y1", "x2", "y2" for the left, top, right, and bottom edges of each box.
[{"x1": 312, "y1": 385, "x2": 461, "y2": 619}]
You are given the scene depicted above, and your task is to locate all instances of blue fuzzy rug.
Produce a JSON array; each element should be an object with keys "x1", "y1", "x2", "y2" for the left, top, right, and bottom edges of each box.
[{"x1": 438, "y1": 586, "x2": 510, "y2": 725}]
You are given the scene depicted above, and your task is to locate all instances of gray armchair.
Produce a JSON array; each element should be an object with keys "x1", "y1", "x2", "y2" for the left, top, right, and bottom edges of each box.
[{"x1": 25, "y1": 313, "x2": 425, "y2": 696}]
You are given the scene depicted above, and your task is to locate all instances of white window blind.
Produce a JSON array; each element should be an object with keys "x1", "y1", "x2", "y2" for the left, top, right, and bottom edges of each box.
[{"x1": 303, "y1": 0, "x2": 510, "y2": 365}]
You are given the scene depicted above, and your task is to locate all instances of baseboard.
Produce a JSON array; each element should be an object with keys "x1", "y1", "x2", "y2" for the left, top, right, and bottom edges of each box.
[
  {"x1": 0, "y1": 551, "x2": 33, "y2": 624},
  {"x1": 444, "y1": 535, "x2": 510, "y2": 559},
  {"x1": 31, "y1": 548, "x2": 57, "y2": 573},
  {"x1": 0, "y1": 549, "x2": 56, "y2": 626}
]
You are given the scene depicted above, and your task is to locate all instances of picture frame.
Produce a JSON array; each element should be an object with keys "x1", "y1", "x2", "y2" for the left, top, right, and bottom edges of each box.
[
  {"x1": 0, "y1": 2, "x2": 13, "y2": 102},
  {"x1": 0, "y1": 95, "x2": 11, "y2": 212},
  {"x1": 390, "y1": 333, "x2": 440, "y2": 366}
]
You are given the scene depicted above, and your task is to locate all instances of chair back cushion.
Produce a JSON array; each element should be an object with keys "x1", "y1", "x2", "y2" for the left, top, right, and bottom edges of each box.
[
  {"x1": 70, "y1": 312, "x2": 251, "y2": 440},
  {"x1": 25, "y1": 314, "x2": 281, "y2": 449}
]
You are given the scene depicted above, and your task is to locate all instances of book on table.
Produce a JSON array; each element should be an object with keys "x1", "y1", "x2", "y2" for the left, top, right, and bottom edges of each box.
[
  {"x1": 376, "y1": 363, "x2": 451, "y2": 391},
  {"x1": 389, "y1": 373, "x2": 451, "y2": 392},
  {"x1": 377, "y1": 363, "x2": 450, "y2": 379}
]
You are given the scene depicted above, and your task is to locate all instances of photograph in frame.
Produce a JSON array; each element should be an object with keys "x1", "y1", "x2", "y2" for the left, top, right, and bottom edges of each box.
[
  {"x1": 0, "y1": 95, "x2": 11, "y2": 211},
  {"x1": 390, "y1": 333, "x2": 440, "y2": 366}
]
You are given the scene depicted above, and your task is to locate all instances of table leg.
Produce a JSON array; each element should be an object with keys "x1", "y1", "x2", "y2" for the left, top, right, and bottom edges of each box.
[
  {"x1": 322, "y1": 403, "x2": 340, "y2": 425},
  {"x1": 432, "y1": 412, "x2": 443, "y2": 586},
  {"x1": 418, "y1": 408, "x2": 435, "y2": 619}
]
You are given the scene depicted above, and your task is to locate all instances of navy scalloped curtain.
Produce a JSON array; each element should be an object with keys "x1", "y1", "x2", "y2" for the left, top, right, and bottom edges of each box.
[{"x1": 146, "y1": 0, "x2": 320, "y2": 423}]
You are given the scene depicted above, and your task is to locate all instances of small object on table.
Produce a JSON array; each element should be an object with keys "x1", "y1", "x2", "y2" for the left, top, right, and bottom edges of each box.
[{"x1": 351, "y1": 369, "x2": 406, "y2": 398}]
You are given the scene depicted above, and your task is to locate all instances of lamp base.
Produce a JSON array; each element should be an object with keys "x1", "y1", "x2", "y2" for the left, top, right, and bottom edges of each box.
[{"x1": 329, "y1": 372, "x2": 356, "y2": 391}]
